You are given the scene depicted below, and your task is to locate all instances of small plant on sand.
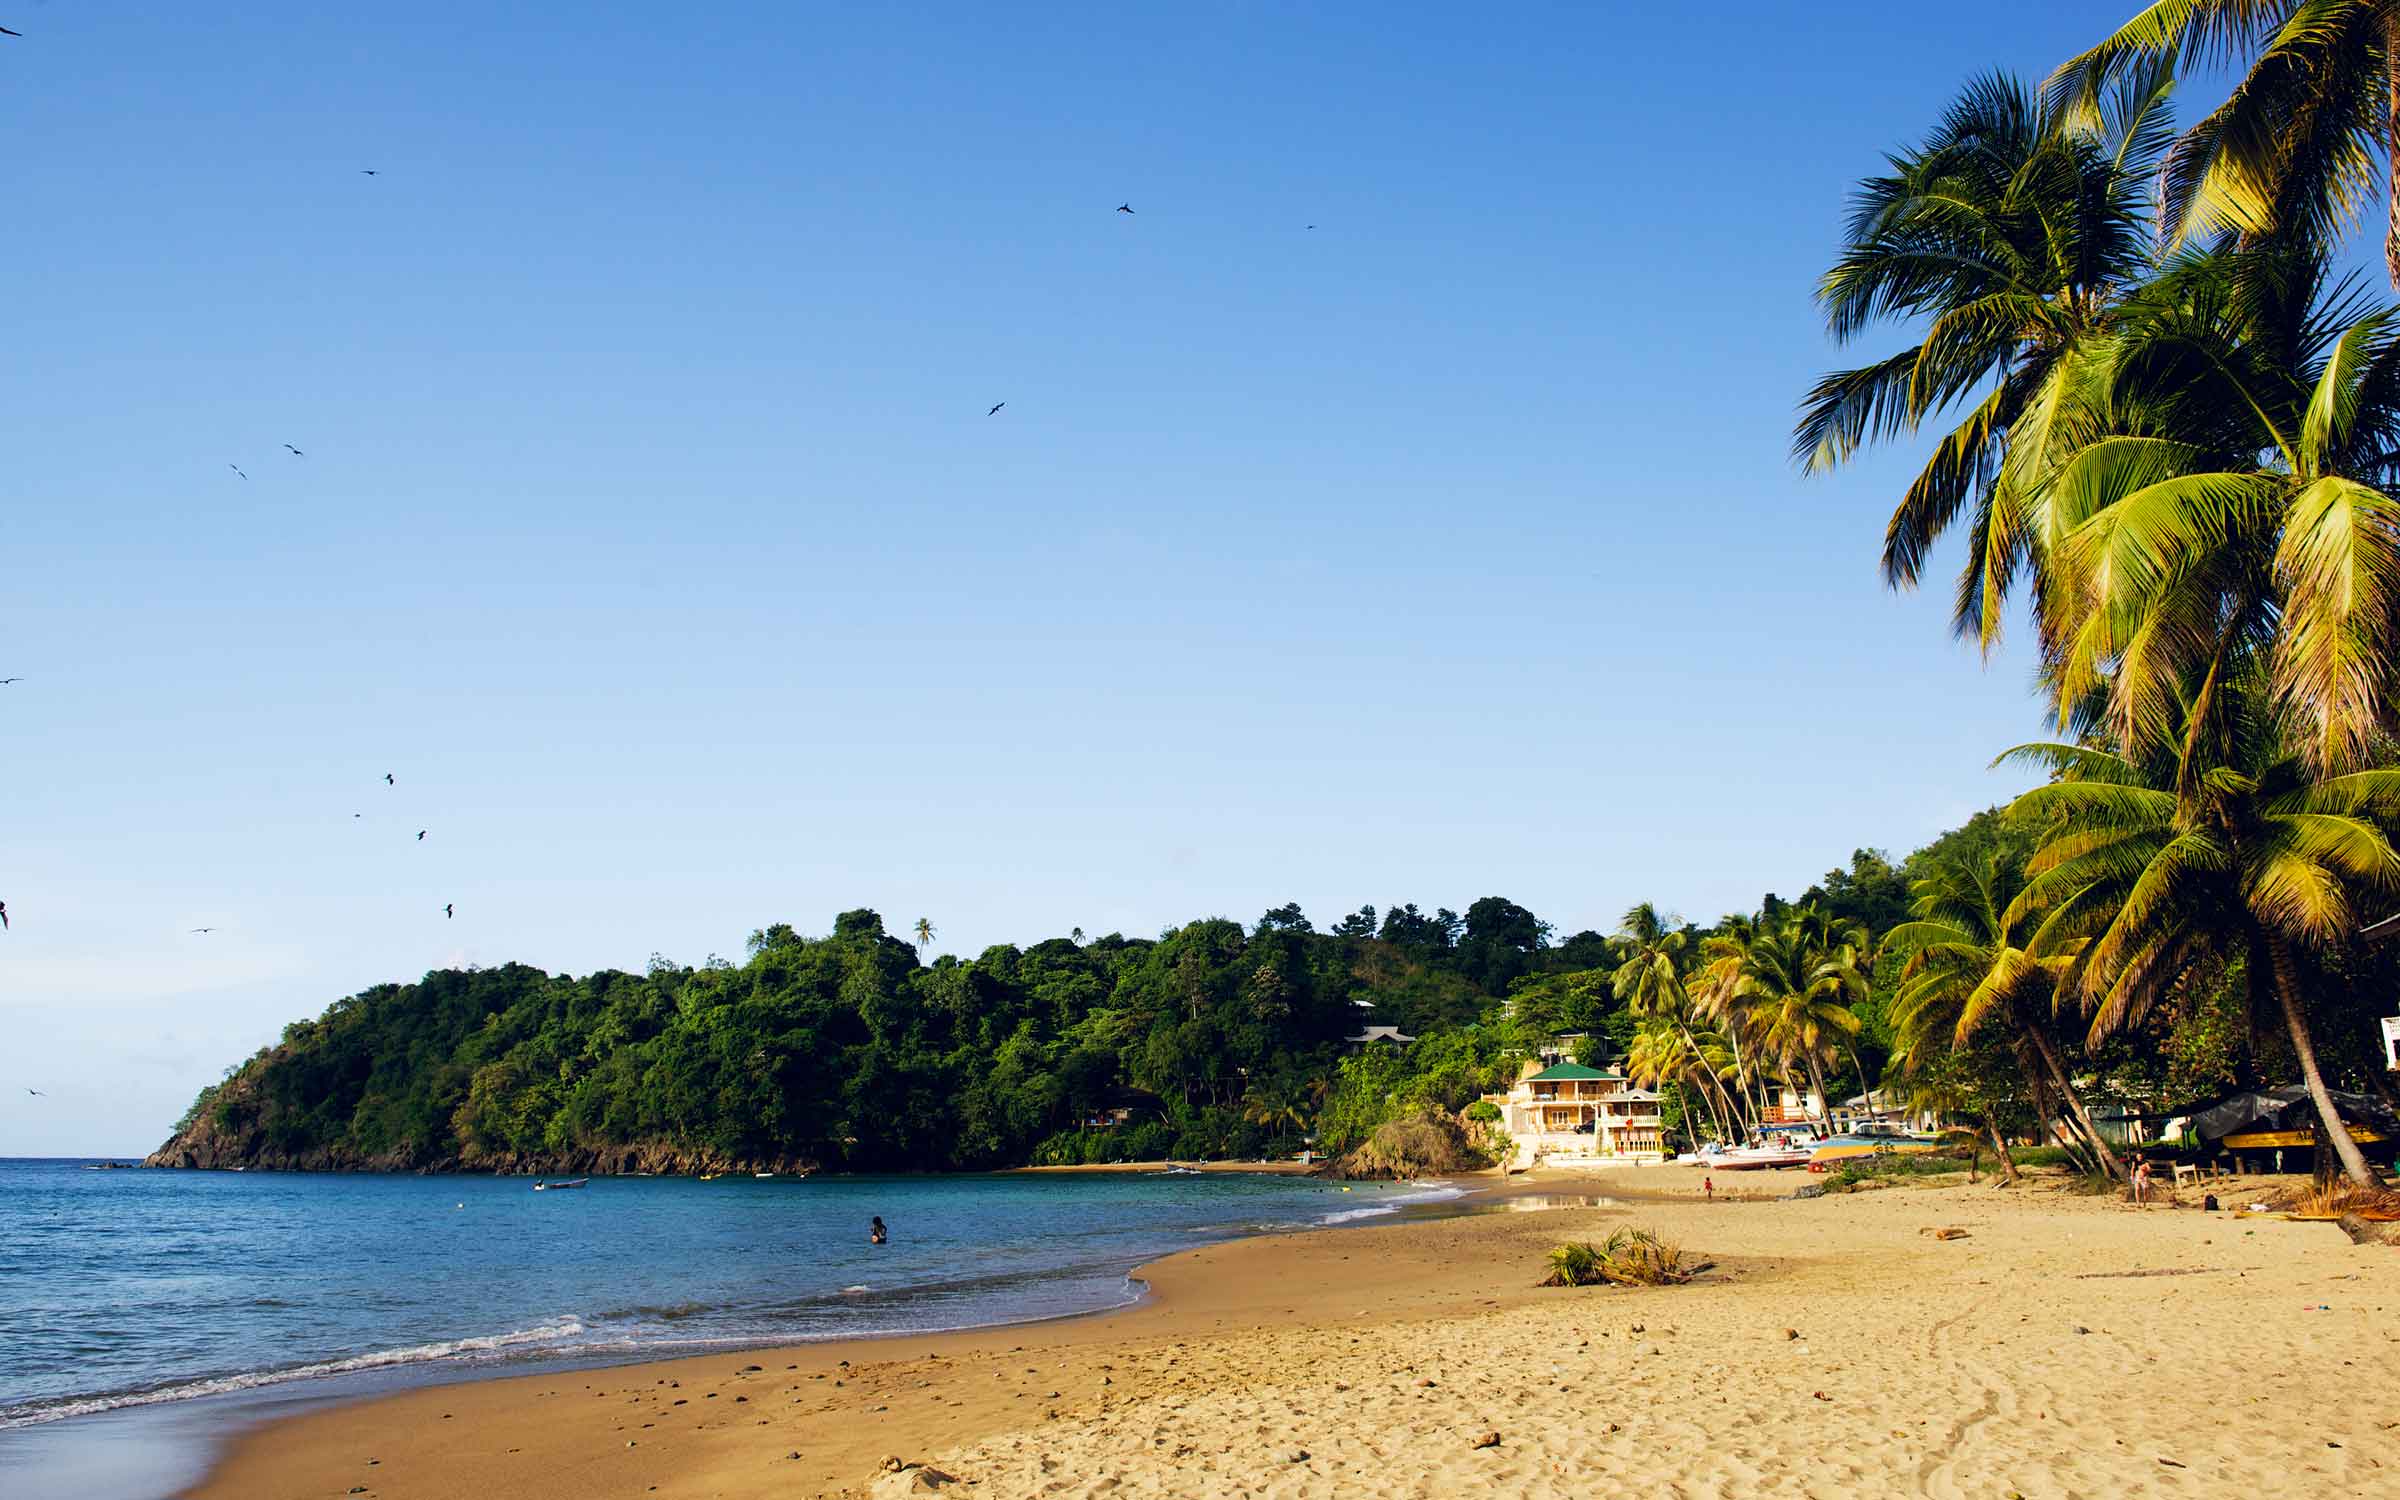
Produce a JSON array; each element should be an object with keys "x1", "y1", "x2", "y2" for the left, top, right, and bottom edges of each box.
[{"x1": 1541, "y1": 1227, "x2": 1706, "y2": 1288}]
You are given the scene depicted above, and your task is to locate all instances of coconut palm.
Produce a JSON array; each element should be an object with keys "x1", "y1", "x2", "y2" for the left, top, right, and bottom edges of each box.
[
  {"x1": 1624, "y1": 1018, "x2": 1735, "y2": 1144},
  {"x1": 2052, "y1": 2, "x2": 2400, "y2": 286},
  {"x1": 911, "y1": 917, "x2": 936, "y2": 956},
  {"x1": 2034, "y1": 242, "x2": 2400, "y2": 775},
  {"x1": 1883, "y1": 836, "x2": 2128, "y2": 1179},
  {"x1": 1612, "y1": 905, "x2": 1741, "y2": 1136},
  {"x1": 1732, "y1": 913, "x2": 1870, "y2": 1121},
  {"x1": 1686, "y1": 916, "x2": 1768, "y2": 1126},
  {"x1": 2005, "y1": 697, "x2": 2400, "y2": 1187},
  {"x1": 1796, "y1": 66, "x2": 2173, "y2": 644},
  {"x1": 1240, "y1": 1081, "x2": 1310, "y2": 1139}
]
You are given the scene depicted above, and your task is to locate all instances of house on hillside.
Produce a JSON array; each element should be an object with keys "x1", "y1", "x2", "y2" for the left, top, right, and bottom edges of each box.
[
  {"x1": 1345, "y1": 1025, "x2": 1416, "y2": 1052},
  {"x1": 1482, "y1": 1059, "x2": 1665, "y2": 1169}
]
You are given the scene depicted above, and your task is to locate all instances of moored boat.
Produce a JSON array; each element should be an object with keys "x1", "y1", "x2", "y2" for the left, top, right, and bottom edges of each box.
[
  {"x1": 532, "y1": 1177, "x2": 589, "y2": 1191},
  {"x1": 1714, "y1": 1138, "x2": 1819, "y2": 1170}
]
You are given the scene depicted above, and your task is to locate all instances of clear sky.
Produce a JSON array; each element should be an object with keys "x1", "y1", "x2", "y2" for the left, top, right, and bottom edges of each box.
[{"x1": 3, "y1": 2, "x2": 2173, "y2": 1153}]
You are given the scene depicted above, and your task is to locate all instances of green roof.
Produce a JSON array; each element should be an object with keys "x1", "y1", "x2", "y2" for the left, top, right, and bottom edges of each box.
[{"x1": 1526, "y1": 1062, "x2": 1616, "y2": 1082}]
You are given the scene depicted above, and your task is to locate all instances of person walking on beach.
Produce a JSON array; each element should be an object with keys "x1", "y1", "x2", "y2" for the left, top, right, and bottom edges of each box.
[
  {"x1": 2130, "y1": 1156, "x2": 2150, "y2": 1206},
  {"x1": 869, "y1": 1215, "x2": 887, "y2": 1245},
  {"x1": 1704, "y1": 1176, "x2": 1714, "y2": 1202}
]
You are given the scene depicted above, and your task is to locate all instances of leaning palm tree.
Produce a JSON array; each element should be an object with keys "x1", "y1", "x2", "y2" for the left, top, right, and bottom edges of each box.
[
  {"x1": 1686, "y1": 915, "x2": 1768, "y2": 1126},
  {"x1": 2006, "y1": 696, "x2": 2400, "y2": 1187},
  {"x1": 1884, "y1": 835, "x2": 2128, "y2": 1180},
  {"x1": 1797, "y1": 66, "x2": 2173, "y2": 643},
  {"x1": 1625, "y1": 1019, "x2": 1735, "y2": 1144},
  {"x1": 2051, "y1": 2, "x2": 2400, "y2": 286},
  {"x1": 1240, "y1": 1082, "x2": 1309, "y2": 1139}
]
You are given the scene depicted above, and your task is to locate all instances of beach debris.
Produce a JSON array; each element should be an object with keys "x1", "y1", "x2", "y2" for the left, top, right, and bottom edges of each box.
[
  {"x1": 1812, "y1": 1391, "x2": 1831, "y2": 1402},
  {"x1": 1285, "y1": 1448, "x2": 1311, "y2": 1464},
  {"x1": 1783, "y1": 1328, "x2": 1800, "y2": 1340},
  {"x1": 1921, "y1": 1226, "x2": 1970, "y2": 1241},
  {"x1": 2159, "y1": 1457, "x2": 2186, "y2": 1468},
  {"x1": 1472, "y1": 1431, "x2": 1501, "y2": 1449}
]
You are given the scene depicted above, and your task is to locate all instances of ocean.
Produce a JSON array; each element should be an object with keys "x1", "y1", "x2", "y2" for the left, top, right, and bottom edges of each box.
[{"x1": 0, "y1": 1158, "x2": 1467, "y2": 1498}]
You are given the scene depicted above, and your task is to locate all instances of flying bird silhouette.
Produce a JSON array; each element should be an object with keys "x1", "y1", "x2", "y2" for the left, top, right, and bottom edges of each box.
[
  {"x1": 444, "y1": 903, "x2": 454, "y2": 919},
  {"x1": 359, "y1": 169, "x2": 378, "y2": 176},
  {"x1": 1116, "y1": 203, "x2": 1133, "y2": 214},
  {"x1": 1, "y1": 901, "x2": 8, "y2": 930},
  {"x1": 24, "y1": 1089, "x2": 39, "y2": 1098},
  {"x1": 384, "y1": 773, "x2": 394, "y2": 785},
  {"x1": 228, "y1": 464, "x2": 247, "y2": 480},
  {"x1": 0, "y1": 27, "x2": 20, "y2": 38},
  {"x1": 416, "y1": 830, "x2": 426, "y2": 841},
  {"x1": 283, "y1": 444, "x2": 304, "y2": 456},
  {"x1": 987, "y1": 402, "x2": 1005, "y2": 416},
  {"x1": 0, "y1": 678, "x2": 20, "y2": 685},
  {"x1": 190, "y1": 927, "x2": 215, "y2": 934}
]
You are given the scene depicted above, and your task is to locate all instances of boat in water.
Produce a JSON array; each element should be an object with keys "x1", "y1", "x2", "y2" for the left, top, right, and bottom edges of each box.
[
  {"x1": 532, "y1": 1178, "x2": 589, "y2": 1191},
  {"x1": 1807, "y1": 1123, "x2": 1941, "y2": 1170}
]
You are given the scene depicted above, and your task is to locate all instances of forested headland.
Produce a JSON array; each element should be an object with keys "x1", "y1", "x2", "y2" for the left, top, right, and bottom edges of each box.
[{"x1": 147, "y1": 804, "x2": 2400, "y2": 1176}]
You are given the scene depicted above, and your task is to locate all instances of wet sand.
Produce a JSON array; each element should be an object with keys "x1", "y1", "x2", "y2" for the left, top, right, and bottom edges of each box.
[{"x1": 182, "y1": 1168, "x2": 2400, "y2": 1499}]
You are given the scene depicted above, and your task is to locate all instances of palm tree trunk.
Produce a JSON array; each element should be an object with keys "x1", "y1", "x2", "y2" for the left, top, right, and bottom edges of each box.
[
  {"x1": 2265, "y1": 932, "x2": 2381, "y2": 1188},
  {"x1": 2386, "y1": 14, "x2": 2400, "y2": 289},
  {"x1": 1805, "y1": 1054, "x2": 1830, "y2": 1127},
  {"x1": 1986, "y1": 1120, "x2": 2019, "y2": 1186},
  {"x1": 2010, "y1": 997, "x2": 2126, "y2": 1181}
]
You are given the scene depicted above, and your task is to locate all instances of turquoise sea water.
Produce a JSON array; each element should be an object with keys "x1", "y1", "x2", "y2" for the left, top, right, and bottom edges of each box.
[{"x1": 0, "y1": 1158, "x2": 1465, "y2": 1497}]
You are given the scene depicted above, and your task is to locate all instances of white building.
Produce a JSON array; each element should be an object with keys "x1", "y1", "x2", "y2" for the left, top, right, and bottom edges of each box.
[{"x1": 1482, "y1": 1060, "x2": 1665, "y2": 1169}]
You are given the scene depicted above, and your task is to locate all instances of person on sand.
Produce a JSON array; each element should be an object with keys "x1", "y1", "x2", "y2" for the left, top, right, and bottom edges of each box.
[
  {"x1": 2130, "y1": 1156, "x2": 2150, "y2": 1206},
  {"x1": 869, "y1": 1216, "x2": 888, "y2": 1245},
  {"x1": 1704, "y1": 1176, "x2": 1714, "y2": 1202}
]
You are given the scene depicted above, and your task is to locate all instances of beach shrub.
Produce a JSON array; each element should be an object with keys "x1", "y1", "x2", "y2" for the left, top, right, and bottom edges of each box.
[{"x1": 1540, "y1": 1227, "x2": 1702, "y2": 1287}]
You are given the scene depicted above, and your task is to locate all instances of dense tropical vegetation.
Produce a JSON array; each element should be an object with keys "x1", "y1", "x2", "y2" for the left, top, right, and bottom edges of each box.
[{"x1": 1800, "y1": 4, "x2": 2400, "y2": 1185}]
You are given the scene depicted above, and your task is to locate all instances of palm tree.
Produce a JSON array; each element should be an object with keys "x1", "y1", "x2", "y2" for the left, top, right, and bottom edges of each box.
[
  {"x1": 1732, "y1": 913, "x2": 1870, "y2": 1122},
  {"x1": 1624, "y1": 1019, "x2": 1735, "y2": 1144},
  {"x1": 2006, "y1": 700, "x2": 2400, "y2": 1188},
  {"x1": 1241, "y1": 1081, "x2": 1309, "y2": 1140},
  {"x1": 1884, "y1": 836, "x2": 2128, "y2": 1180},
  {"x1": 911, "y1": 917, "x2": 936, "y2": 957},
  {"x1": 1611, "y1": 904, "x2": 1741, "y2": 1136},
  {"x1": 2034, "y1": 243, "x2": 2400, "y2": 775},
  {"x1": 2052, "y1": 2, "x2": 2400, "y2": 287},
  {"x1": 1796, "y1": 67, "x2": 2173, "y2": 644},
  {"x1": 1686, "y1": 914, "x2": 1769, "y2": 1126}
]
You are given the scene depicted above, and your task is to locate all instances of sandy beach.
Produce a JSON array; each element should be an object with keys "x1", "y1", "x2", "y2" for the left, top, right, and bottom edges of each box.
[{"x1": 182, "y1": 1168, "x2": 2400, "y2": 1499}]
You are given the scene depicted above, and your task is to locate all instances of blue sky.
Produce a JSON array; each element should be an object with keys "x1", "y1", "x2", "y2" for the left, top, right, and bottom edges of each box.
[{"x1": 2, "y1": 2, "x2": 2193, "y2": 1152}]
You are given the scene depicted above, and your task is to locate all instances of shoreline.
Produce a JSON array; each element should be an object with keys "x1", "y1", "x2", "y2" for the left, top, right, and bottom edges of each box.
[{"x1": 172, "y1": 1165, "x2": 2400, "y2": 1498}]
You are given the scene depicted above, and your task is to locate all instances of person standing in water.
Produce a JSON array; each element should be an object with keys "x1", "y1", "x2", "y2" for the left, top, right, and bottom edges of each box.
[{"x1": 869, "y1": 1216, "x2": 887, "y2": 1245}]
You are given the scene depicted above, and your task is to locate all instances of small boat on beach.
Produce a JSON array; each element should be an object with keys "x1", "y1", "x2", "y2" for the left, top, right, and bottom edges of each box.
[
  {"x1": 1714, "y1": 1141, "x2": 1817, "y2": 1171},
  {"x1": 532, "y1": 1178, "x2": 588, "y2": 1191},
  {"x1": 1808, "y1": 1123, "x2": 1940, "y2": 1170}
]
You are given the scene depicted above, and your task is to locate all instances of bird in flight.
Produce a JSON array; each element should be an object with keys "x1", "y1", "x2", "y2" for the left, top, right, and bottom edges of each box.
[
  {"x1": 284, "y1": 444, "x2": 304, "y2": 456},
  {"x1": 229, "y1": 464, "x2": 248, "y2": 480},
  {"x1": 0, "y1": 27, "x2": 20, "y2": 38},
  {"x1": 1116, "y1": 203, "x2": 1134, "y2": 214},
  {"x1": 987, "y1": 402, "x2": 1005, "y2": 416},
  {"x1": 0, "y1": 678, "x2": 20, "y2": 685},
  {"x1": 444, "y1": 903, "x2": 454, "y2": 919},
  {"x1": 1, "y1": 901, "x2": 8, "y2": 930},
  {"x1": 360, "y1": 169, "x2": 378, "y2": 176},
  {"x1": 24, "y1": 1089, "x2": 40, "y2": 1098},
  {"x1": 385, "y1": 773, "x2": 395, "y2": 785},
  {"x1": 416, "y1": 830, "x2": 426, "y2": 841},
  {"x1": 190, "y1": 927, "x2": 216, "y2": 934}
]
